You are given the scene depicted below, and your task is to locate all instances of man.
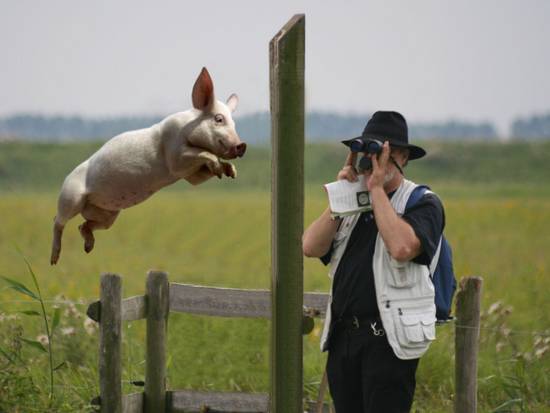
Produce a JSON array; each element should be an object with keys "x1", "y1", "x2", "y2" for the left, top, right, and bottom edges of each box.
[{"x1": 302, "y1": 111, "x2": 444, "y2": 412}]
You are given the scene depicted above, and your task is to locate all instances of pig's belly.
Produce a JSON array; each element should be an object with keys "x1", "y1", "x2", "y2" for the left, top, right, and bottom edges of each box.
[
  {"x1": 87, "y1": 187, "x2": 159, "y2": 211},
  {"x1": 83, "y1": 157, "x2": 178, "y2": 211},
  {"x1": 85, "y1": 173, "x2": 178, "y2": 211}
]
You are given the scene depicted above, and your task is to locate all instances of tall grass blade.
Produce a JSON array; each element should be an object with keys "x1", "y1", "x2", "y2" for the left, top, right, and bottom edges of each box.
[
  {"x1": 18, "y1": 310, "x2": 41, "y2": 316},
  {"x1": 13, "y1": 249, "x2": 56, "y2": 402},
  {"x1": 0, "y1": 275, "x2": 39, "y2": 300},
  {"x1": 51, "y1": 307, "x2": 61, "y2": 332},
  {"x1": 53, "y1": 361, "x2": 66, "y2": 371},
  {"x1": 0, "y1": 345, "x2": 15, "y2": 363},
  {"x1": 20, "y1": 337, "x2": 48, "y2": 353},
  {"x1": 492, "y1": 398, "x2": 523, "y2": 412}
]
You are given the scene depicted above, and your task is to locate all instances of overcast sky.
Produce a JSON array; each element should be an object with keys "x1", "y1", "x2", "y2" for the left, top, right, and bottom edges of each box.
[{"x1": 2, "y1": 1, "x2": 549, "y2": 135}]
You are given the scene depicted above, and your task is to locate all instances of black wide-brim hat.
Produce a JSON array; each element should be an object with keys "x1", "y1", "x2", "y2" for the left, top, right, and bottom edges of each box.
[{"x1": 342, "y1": 111, "x2": 426, "y2": 160}]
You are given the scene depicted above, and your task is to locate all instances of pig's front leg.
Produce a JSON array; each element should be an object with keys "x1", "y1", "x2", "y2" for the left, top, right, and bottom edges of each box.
[
  {"x1": 168, "y1": 146, "x2": 235, "y2": 185},
  {"x1": 186, "y1": 160, "x2": 236, "y2": 185}
]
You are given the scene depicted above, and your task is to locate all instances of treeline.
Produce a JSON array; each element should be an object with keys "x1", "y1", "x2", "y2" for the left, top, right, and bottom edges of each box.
[
  {"x1": 1, "y1": 141, "x2": 549, "y2": 192},
  {"x1": 511, "y1": 113, "x2": 550, "y2": 140},
  {"x1": 0, "y1": 111, "x2": 549, "y2": 143},
  {"x1": 0, "y1": 115, "x2": 161, "y2": 142}
]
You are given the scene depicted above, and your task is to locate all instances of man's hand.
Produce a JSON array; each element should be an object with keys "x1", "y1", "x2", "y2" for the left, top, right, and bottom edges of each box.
[
  {"x1": 365, "y1": 141, "x2": 390, "y2": 191},
  {"x1": 336, "y1": 151, "x2": 359, "y2": 182}
]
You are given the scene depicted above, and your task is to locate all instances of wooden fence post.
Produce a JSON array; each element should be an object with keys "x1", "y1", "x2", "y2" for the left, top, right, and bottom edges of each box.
[
  {"x1": 455, "y1": 276, "x2": 483, "y2": 413},
  {"x1": 270, "y1": 14, "x2": 305, "y2": 413},
  {"x1": 99, "y1": 273, "x2": 122, "y2": 413},
  {"x1": 145, "y1": 270, "x2": 169, "y2": 413}
]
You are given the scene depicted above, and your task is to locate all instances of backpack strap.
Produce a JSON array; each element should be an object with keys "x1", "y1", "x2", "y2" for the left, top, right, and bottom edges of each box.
[
  {"x1": 405, "y1": 184, "x2": 441, "y2": 279},
  {"x1": 405, "y1": 185, "x2": 430, "y2": 211},
  {"x1": 429, "y1": 237, "x2": 443, "y2": 278}
]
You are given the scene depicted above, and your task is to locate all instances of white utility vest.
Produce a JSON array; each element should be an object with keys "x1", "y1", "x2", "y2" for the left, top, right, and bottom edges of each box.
[{"x1": 320, "y1": 179, "x2": 438, "y2": 360}]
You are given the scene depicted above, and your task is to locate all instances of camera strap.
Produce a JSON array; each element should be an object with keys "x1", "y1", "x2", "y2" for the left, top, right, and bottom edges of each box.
[{"x1": 390, "y1": 156, "x2": 404, "y2": 175}]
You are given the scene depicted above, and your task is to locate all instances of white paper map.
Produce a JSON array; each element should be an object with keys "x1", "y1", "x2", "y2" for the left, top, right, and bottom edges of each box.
[{"x1": 324, "y1": 175, "x2": 372, "y2": 217}]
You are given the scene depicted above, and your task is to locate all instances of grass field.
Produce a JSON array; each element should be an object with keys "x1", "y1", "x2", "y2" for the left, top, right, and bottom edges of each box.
[{"x1": 1, "y1": 141, "x2": 550, "y2": 412}]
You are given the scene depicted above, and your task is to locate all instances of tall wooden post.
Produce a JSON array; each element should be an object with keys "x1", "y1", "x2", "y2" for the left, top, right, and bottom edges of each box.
[
  {"x1": 99, "y1": 273, "x2": 122, "y2": 413},
  {"x1": 269, "y1": 14, "x2": 305, "y2": 413},
  {"x1": 145, "y1": 271, "x2": 169, "y2": 413},
  {"x1": 455, "y1": 276, "x2": 483, "y2": 413}
]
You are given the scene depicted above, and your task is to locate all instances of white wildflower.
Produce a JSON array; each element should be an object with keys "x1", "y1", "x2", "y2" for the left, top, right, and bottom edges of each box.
[
  {"x1": 487, "y1": 301, "x2": 502, "y2": 315},
  {"x1": 64, "y1": 303, "x2": 81, "y2": 319},
  {"x1": 84, "y1": 317, "x2": 98, "y2": 335},
  {"x1": 535, "y1": 346, "x2": 549, "y2": 359},
  {"x1": 37, "y1": 334, "x2": 49, "y2": 346},
  {"x1": 61, "y1": 327, "x2": 76, "y2": 336}
]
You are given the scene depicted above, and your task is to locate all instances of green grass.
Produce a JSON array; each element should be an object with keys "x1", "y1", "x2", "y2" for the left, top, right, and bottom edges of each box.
[{"x1": 1, "y1": 141, "x2": 550, "y2": 412}]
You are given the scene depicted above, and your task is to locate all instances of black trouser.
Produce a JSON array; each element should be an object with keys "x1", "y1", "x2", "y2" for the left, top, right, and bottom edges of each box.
[{"x1": 326, "y1": 317, "x2": 420, "y2": 413}]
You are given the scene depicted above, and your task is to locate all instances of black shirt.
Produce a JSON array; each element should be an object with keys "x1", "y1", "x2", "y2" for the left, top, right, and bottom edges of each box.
[{"x1": 321, "y1": 192, "x2": 444, "y2": 320}]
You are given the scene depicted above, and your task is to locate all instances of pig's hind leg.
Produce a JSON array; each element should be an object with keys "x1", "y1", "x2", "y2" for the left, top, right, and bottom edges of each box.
[
  {"x1": 79, "y1": 203, "x2": 120, "y2": 253},
  {"x1": 51, "y1": 173, "x2": 87, "y2": 265}
]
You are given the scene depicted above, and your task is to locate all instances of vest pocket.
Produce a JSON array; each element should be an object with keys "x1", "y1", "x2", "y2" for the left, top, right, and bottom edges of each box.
[
  {"x1": 387, "y1": 257, "x2": 418, "y2": 288},
  {"x1": 401, "y1": 314, "x2": 425, "y2": 343},
  {"x1": 394, "y1": 307, "x2": 436, "y2": 348},
  {"x1": 421, "y1": 316, "x2": 436, "y2": 340}
]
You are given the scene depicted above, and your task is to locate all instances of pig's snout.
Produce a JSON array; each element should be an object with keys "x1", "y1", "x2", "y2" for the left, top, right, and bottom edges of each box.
[{"x1": 234, "y1": 142, "x2": 247, "y2": 158}]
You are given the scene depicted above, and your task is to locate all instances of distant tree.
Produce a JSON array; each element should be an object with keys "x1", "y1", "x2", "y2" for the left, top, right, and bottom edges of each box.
[
  {"x1": 233, "y1": 112, "x2": 270, "y2": 145},
  {"x1": 511, "y1": 113, "x2": 550, "y2": 140},
  {"x1": 410, "y1": 120, "x2": 498, "y2": 140},
  {"x1": 0, "y1": 114, "x2": 163, "y2": 141}
]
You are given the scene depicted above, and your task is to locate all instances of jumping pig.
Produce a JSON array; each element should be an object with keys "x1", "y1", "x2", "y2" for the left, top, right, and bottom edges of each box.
[{"x1": 50, "y1": 67, "x2": 246, "y2": 265}]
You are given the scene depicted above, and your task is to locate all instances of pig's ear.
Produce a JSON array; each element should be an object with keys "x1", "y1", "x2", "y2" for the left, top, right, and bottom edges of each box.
[
  {"x1": 226, "y1": 93, "x2": 239, "y2": 113},
  {"x1": 192, "y1": 67, "x2": 215, "y2": 111}
]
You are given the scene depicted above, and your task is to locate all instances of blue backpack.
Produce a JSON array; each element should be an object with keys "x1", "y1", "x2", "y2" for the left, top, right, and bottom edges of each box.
[{"x1": 406, "y1": 185, "x2": 457, "y2": 322}]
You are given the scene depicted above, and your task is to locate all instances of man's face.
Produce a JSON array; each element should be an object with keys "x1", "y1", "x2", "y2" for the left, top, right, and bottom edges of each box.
[
  {"x1": 357, "y1": 146, "x2": 409, "y2": 189},
  {"x1": 391, "y1": 147, "x2": 409, "y2": 168}
]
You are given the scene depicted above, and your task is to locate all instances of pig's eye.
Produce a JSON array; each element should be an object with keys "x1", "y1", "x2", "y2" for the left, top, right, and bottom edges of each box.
[{"x1": 214, "y1": 114, "x2": 225, "y2": 124}]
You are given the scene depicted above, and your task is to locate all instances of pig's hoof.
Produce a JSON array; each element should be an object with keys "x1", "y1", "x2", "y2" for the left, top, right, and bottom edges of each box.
[
  {"x1": 207, "y1": 161, "x2": 223, "y2": 178},
  {"x1": 84, "y1": 242, "x2": 94, "y2": 254},
  {"x1": 222, "y1": 163, "x2": 237, "y2": 179}
]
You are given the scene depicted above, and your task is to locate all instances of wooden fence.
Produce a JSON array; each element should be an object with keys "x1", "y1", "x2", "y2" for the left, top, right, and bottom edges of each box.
[
  {"x1": 86, "y1": 270, "x2": 328, "y2": 413},
  {"x1": 86, "y1": 271, "x2": 482, "y2": 413}
]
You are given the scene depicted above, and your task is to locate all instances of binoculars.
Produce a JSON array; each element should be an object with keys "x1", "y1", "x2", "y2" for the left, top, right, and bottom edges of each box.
[{"x1": 349, "y1": 138, "x2": 383, "y2": 154}]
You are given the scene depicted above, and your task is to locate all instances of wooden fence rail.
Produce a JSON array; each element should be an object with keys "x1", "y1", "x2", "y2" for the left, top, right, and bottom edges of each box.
[
  {"x1": 87, "y1": 271, "x2": 483, "y2": 413},
  {"x1": 87, "y1": 282, "x2": 328, "y2": 324}
]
